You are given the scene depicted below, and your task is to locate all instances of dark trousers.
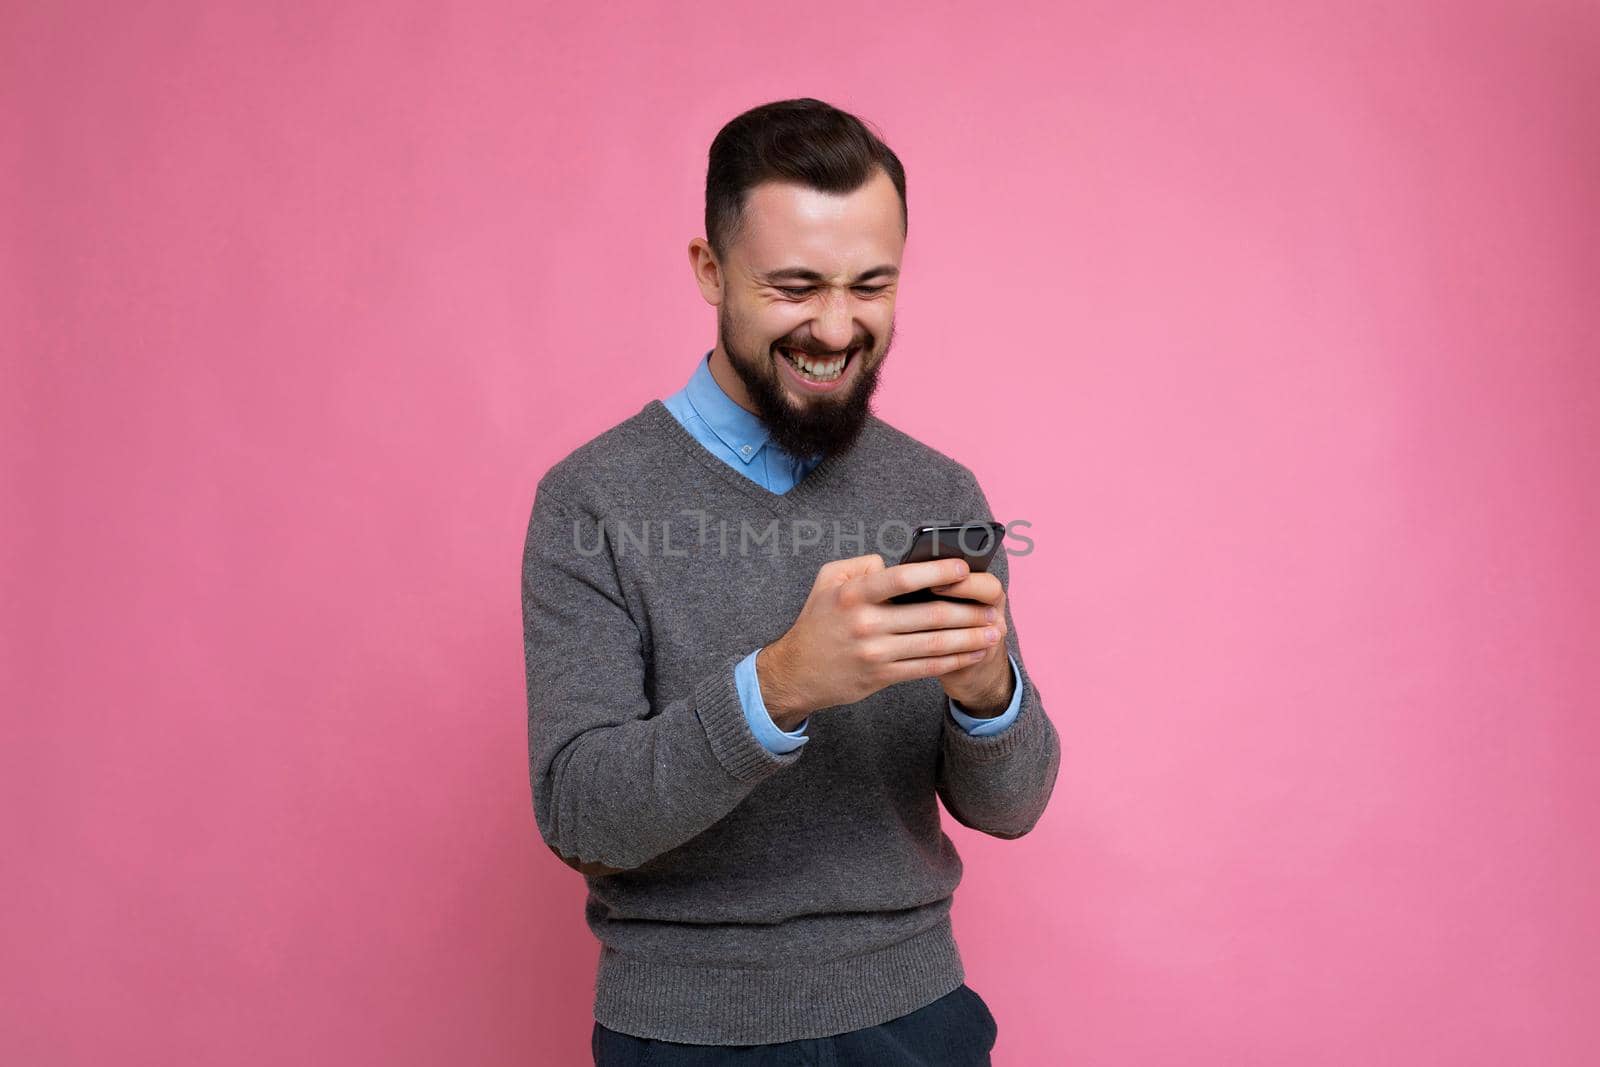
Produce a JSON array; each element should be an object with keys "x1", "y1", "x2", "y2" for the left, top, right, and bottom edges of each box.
[{"x1": 592, "y1": 983, "x2": 997, "y2": 1066}]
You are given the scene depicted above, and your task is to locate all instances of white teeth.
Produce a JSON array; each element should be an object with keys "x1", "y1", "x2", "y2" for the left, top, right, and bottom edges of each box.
[{"x1": 783, "y1": 347, "x2": 852, "y2": 382}]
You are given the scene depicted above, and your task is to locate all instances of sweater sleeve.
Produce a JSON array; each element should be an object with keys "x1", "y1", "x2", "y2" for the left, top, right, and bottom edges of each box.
[
  {"x1": 522, "y1": 486, "x2": 804, "y2": 872},
  {"x1": 934, "y1": 470, "x2": 1062, "y2": 839}
]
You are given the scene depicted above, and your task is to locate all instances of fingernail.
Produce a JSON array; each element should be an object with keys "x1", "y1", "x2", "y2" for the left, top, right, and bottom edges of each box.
[
  {"x1": 985, "y1": 608, "x2": 996, "y2": 622},
  {"x1": 984, "y1": 627, "x2": 998, "y2": 642}
]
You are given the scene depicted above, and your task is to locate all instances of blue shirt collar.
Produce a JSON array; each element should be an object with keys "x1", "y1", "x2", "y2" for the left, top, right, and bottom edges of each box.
[{"x1": 682, "y1": 350, "x2": 774, "y2": 466}]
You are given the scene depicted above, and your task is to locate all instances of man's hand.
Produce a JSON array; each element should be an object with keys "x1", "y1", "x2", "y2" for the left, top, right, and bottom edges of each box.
[
  {"x1": 922, "y1": 569, "x2": 1014, "y2": 715},
  {"x1": 756, "y1": 553, "x2": 1003, "y2": 727}
]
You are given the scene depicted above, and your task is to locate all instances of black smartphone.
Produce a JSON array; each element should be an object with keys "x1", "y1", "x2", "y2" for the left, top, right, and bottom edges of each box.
[{"x1": 887, "y1": 522, "x2": 1007, "y2": 604}]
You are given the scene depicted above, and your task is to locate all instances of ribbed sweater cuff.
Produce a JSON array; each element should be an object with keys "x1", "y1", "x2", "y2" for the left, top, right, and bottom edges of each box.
[
  {"x1": 696, "y1": 653, "x2": 804, "y2": 782},
  {"x1": 941, "y1": 679, "x2": 1047, "y2": 764}
]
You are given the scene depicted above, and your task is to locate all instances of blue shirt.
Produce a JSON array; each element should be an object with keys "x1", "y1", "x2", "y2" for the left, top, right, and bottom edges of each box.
[{"x1": 662, "y1": 351, "x2": 1024, "y2": 752}]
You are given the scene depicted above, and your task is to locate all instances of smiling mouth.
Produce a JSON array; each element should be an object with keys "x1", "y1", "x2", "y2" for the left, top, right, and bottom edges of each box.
[{"x1": 777, "y1": 345, "x2": 859, "y2": 383}]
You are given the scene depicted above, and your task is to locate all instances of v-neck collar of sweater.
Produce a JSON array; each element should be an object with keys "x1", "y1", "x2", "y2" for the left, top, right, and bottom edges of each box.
[{"x1": 640, "y1": 398, "x2": 860, "y2": 515}]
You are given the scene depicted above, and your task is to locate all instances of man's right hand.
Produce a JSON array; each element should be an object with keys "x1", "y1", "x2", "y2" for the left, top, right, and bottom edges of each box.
[{"x1": 755, "y1": 553, "x2": 1002, "y2": 729}]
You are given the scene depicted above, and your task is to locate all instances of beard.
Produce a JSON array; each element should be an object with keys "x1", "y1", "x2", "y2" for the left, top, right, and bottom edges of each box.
[{"x1": 719, "y1": 304, "x2": 892, "y2": 463}]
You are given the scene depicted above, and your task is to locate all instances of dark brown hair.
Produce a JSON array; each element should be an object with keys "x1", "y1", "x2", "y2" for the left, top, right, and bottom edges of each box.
[{"x1": 704, "y1": 98, "x2": 907, "y2": 261}]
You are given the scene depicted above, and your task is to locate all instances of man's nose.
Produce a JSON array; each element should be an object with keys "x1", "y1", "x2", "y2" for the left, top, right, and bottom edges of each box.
[{"x1": 810, "y1": 292, "x2": 857, "y2": 352}]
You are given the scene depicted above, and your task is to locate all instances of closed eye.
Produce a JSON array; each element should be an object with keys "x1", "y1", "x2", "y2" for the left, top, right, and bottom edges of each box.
[{"x1": 777, "y1": 286, "x2": 890, "y2": 298}]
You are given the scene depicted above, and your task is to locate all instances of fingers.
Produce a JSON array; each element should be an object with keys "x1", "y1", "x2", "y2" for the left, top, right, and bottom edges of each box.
[
  {"x1": 870, "y1": 624, "x2": 1000, "y2": 668},
  {"x1": 858, "y1": 558, "x2": 972, "y2": 605},
  {"x1": 880, "y1": 647, "x2": 993, "y2": 684},
  {"x1": 821, "y1": 553, "x2": 886, "y2": 592},
  {"x1": 926, "y1": 571, "x2": 1003, "y2": 606},
  {"x1": 826, "y1": 553, "x2": 886, "y2": 577},
  {"x1": 876, "y1": 597, "x2": 996, "y2": 634}
]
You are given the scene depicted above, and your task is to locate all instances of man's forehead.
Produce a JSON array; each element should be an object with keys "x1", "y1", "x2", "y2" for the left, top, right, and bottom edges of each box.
[{"x1": 737, "y1": 175, "x2": 903, "y2": 274}]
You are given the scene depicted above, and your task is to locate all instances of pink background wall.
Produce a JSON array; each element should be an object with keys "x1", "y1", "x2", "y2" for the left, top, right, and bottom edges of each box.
[{"x1": 5, "y1": 1, "x2": 1597, "y2": 1063}]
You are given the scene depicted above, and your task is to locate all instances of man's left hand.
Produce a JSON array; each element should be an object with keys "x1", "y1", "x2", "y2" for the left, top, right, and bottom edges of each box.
[{"x1": 928, "y1": 571, "x2": 1014, "y2": 716}]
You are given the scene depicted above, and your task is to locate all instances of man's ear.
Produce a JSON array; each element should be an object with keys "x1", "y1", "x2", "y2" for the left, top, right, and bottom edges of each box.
[{"x1": 687, "y1": 238, "x2": 724, "y2": 306}]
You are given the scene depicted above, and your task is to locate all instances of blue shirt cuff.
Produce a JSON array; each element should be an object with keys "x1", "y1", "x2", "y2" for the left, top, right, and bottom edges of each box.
[
  {"x1": 948, "y1": 653, "x2": 1025, "y2": 736},
  {"x1": 735, "y1": 648, "x2": 810, "y2": 753}
]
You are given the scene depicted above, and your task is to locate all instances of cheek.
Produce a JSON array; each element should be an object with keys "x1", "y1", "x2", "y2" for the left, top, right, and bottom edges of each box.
[
  {"x1": 758, "y1": 306, "x2": 811, "y2": 343},
  {"x1": 728, "y1": 301, "x2": 791, "y2": 347},
  {"x1": 865, "y1": 302, "x2": 895, "y2": 332}
]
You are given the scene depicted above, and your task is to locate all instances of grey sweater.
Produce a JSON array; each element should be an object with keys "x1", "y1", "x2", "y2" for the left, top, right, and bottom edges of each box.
[{"x1": 521, "y1": 398, "x2": 1061, "y2": 1044}]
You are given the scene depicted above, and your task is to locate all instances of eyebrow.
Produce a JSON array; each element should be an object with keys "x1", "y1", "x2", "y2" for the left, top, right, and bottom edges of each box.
[{"x1": 758, "y1": 265, "x2": 900, "y2": 285}]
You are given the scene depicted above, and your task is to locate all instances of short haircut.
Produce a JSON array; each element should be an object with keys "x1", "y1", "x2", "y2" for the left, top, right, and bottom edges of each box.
[{"x1": 704, "y1": 98, "x2": 907, "y2": 261}]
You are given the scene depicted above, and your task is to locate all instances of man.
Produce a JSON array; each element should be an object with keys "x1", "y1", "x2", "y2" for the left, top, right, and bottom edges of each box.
[{"x1": 522, "y1": 98, "x2": 1061, "y2": 1066}]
